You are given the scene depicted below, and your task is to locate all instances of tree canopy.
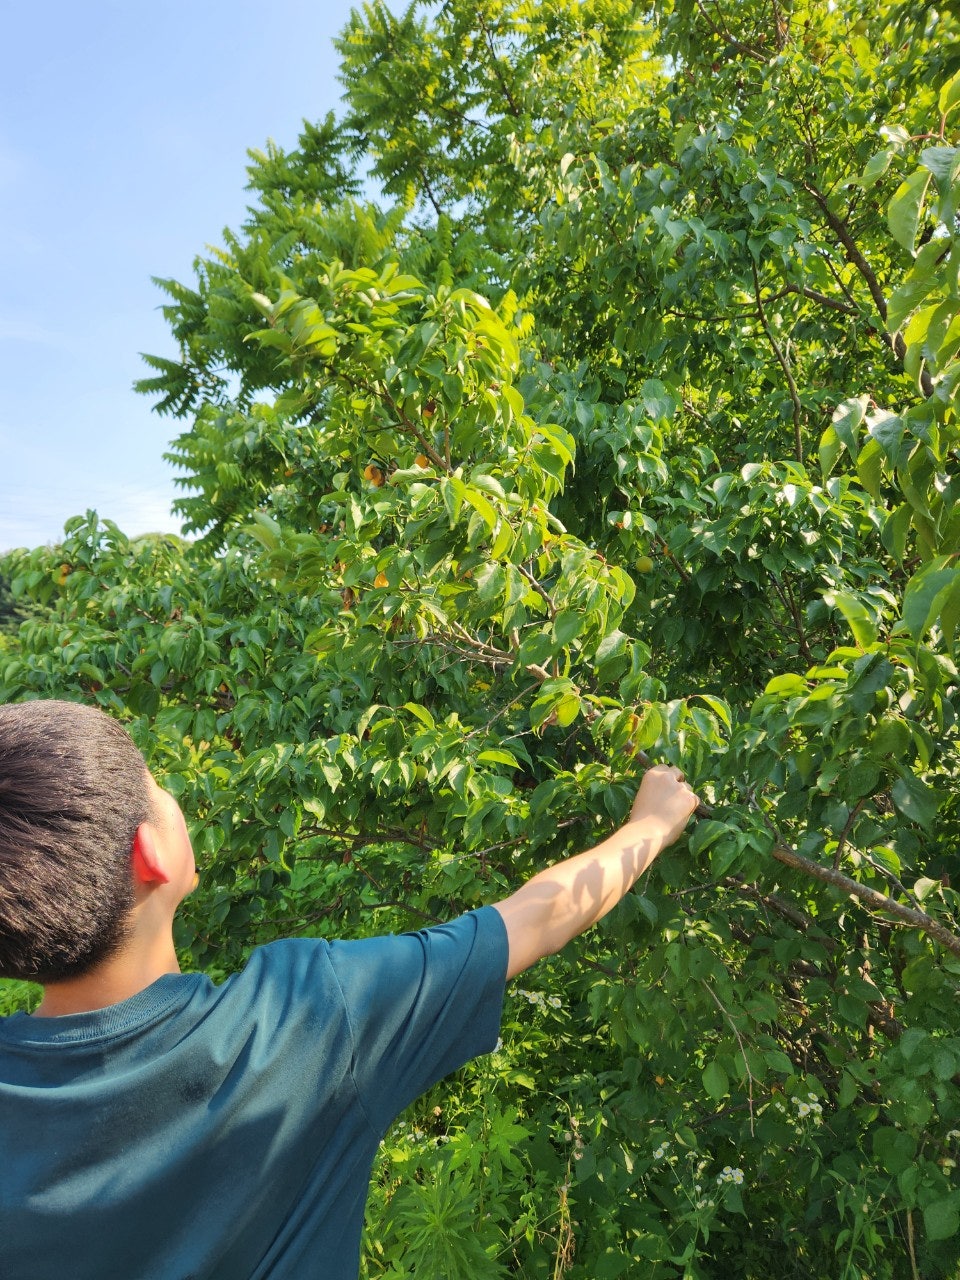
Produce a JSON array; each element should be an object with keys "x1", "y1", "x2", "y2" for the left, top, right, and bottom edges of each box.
[{"x1": 3, "y1": 0, "x2": 960, "y2": 1274}]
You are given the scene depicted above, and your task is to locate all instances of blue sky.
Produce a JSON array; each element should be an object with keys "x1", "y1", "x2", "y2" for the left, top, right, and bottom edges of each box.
[{"x1": 1, "y1": 0, "x2": 366, "y2": 551}]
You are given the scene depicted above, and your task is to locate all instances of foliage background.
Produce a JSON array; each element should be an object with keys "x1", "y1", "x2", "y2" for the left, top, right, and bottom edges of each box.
[{"x1": 3, "y1": 0, "x2": 960, "y2": 1275}]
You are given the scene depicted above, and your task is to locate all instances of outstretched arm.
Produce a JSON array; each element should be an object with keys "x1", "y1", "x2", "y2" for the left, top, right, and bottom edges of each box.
[{"x1": 493, "y1": 765, "x2": 698, "y2": 979}]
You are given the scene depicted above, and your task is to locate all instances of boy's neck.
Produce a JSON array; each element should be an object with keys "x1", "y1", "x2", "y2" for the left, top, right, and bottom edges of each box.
[{"x1": 34, "y1": 934, "x2": 182, "y2": 1018}]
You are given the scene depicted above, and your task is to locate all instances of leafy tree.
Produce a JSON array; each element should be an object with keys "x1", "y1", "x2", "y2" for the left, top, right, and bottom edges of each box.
[
  {"x1": 4, "y1": 0, "x2": 960, "y2": 1275},
  {"x1": 0, "y1": 569, "x2": 20, "y2": 636}
]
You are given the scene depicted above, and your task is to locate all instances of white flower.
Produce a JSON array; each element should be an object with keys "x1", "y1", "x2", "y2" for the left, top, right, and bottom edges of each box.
[
  {"x1": 547, "y1": 995, "x2": 562, "y2": 1009},
  {"x1": 947, "y1": 1130, "x2": 960, "y2": 1141},
  {"x1": 807, "y1": 1092, "x2": 818, "y2": 1102}
]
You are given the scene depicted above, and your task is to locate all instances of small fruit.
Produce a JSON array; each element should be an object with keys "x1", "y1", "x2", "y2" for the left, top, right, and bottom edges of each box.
[
  {"x1": 363, "y1": 463, "x2": 385, "y2": 487},
  {"x1": 635, "y1": 555, "x2": 654, "y2": 573},
  {"x1": 415, "y1": 454, "x2": 431, "y2": 468},
  {"x1": 374, "y1": 571, "x2": 389, "y2": 588},
  {"x1": 422, "y1": 399, "x2": 437, "y2": 418}
]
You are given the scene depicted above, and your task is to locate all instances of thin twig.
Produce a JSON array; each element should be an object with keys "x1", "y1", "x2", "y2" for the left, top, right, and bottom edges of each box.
[
  {"x1": 832, "y1": 798, "x2": 865, "y2": 869},
  {"x1": 802, "y1": 180, "x2": 935, "y2": 398},
  {"x1": 518, "y1": 565, "x2": 557, "y2": 616},
  {"x1": 752, "y1": 260, "x2": 804, "y2": 462},
  {"x1": 692, "y1": 0, "x2": 766, "y2": 58},
  {"x1": 700, "y1": 979, "x2": 757, "y2": 1135},
  {"x1": 655, "y1": 535, "x2": 693, "y2": 585},
  {"x1": 906, "y1": 1210, "x2": 920, "y2": 1280},
  {"x1": 476, "y1": 5, "x2": 522, "y2": 117}
]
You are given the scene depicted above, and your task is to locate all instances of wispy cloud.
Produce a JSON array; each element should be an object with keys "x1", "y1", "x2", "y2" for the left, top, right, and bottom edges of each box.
[
  {"x1": 0, "y1": 483, "x2": 181, "y2": 553},
  {"x1": 0, "y1": 316, "x2": 66, "y2": 346}
]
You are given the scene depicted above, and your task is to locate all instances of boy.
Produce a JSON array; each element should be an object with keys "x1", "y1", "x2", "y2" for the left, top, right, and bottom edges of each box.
[{"x1": 0, "y1": 699, "x2": 697, "y2": 1279}]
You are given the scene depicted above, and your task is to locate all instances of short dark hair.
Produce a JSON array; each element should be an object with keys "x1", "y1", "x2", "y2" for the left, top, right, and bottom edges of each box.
[{"x1": 0, "y1": 700, "x2": 152, "y2": 983}]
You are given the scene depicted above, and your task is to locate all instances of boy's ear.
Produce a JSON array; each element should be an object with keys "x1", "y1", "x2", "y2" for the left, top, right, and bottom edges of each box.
[{"x1": 132, "y1": 824, "x2": 171, "y2": 885}]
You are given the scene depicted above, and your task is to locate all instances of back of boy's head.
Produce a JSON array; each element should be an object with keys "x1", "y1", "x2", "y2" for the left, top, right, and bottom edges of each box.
[{"x1": 0, "y1": 700, "x2": 152, "y2": 984}]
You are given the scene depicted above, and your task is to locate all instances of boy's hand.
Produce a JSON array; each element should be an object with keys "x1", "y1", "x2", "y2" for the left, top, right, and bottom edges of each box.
[
  {"x1": 494, "y1": 763, "x2": 701, "y2": 978},
  {"x1": 627, "y1": 764, "x2": 699, "y2": 852}
]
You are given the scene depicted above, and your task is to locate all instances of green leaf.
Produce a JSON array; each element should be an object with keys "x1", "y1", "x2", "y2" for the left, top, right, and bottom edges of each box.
[
  {"x1": 872, "y1": 1126, "x2": 916, "y2": 1176},
  {"x1": 940, "y1": 70, "x2": 960, "y2": 116},
  {"x1": 866, "y1": 412, "x2": 905, "y2": 463},
  {"x1": 830, "y1": 396, "x2": 866, "y2": 460},
  {"x1": 891, "y1": 773, "x2": 939, "y2": 829},
  {"x1": 837, "y1": 1072, "x2": 858, "y2": 1108},
  {"x1": 856, "y1": 437, "x2": 883, "y2": 500},
  {"x1": 687, "y1": 819, "x2": 729, "y2": 856},
  {"x1": 441, "y1": 475, "x2": 466, "y2": 525},
  {"x1": 920, "y1": 144, "x2": 960, "y2": 186},
  {"x1": 402, "y1": 702, "x2": 436, "y2": 728},
  {"x1": 709, "y1": 836, "x2": 741, "y2": 879},
  {"x1": 553, "y1": 610, "x2": 583, "y2": 647},
  {"x1": 818, "y1": 425, "x2": 842, "y2": 478},
  {"x1": 693, "y1": 693, "x2": 731, "y2": 731},
  {"x1": 475, "y1": 562, "x2": 505, "y2": 604},
  {"x1": 860, "y1": 147, "x2": 894, "y2": 186},
  {"x1": 888, "y1": 170, "x2": 931, "y2": 253},
  {"x1": 938, "y1": 574, "x2": 960, "y2": 648},
  {"x1": 702, "y1": 1059, "x2": 728, "y2": 1101},
  {"x1": 887, "y1": 274, "x2": 939, "y2": 333},
  {"x1": 881, "y1": 503, "x2": 912, "y2": 564},
  {"x1": 823, "y1": 591, "x2": 877, "y2": 649},
  {"x1": 463, "y1": 487, "x2": 498, "y2": 532},
  {"x1": 924, "y1": 1194, "x2": 960, "y2": 1242},
  {"x1": 764, "y1": 673, "x2": 808, "y2": 695},
  {"x1": 554, "y1": 692, "x2": 581, "y2": 726},
  {"x1": 630, "y1": 703, "x2": 663, "y2": 750},
  {"x1": 490, "y1": 518, "x2": 513, "y2": 559},
  {"x1": 899, "y1": 558, "x2": 959, "y2": 641},
  {"x1": 476, "y1": 748, "x2": 518, "y2": 768}
]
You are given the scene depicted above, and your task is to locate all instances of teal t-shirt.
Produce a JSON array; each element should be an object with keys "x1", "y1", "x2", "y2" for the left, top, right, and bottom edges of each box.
[{"x1": 0, "y1": 906, "x2": 508, "y2": 1279}]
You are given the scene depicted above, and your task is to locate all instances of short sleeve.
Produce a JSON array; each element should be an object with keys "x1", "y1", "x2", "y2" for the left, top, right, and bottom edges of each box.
[{"x1": 325, "y1": 906, "x2": 508, "y2": 1134}]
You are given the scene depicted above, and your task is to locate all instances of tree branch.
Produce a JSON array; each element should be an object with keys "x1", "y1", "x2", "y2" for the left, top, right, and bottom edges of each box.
[
  {"x1": 771, "y1": 842, "x2": 960, "y2": 959},
  {"x1": 692, "y1": 0, "x2": 766, "y2": 59},
  {"x1": 476, "y1": 5, "x2": 522, "y2": 118},
  {"x1": 752, "y1": 260, "x2": 804, "y2": 462},
  {"x1": 646, "y1": 763, "x2": 960, "y2": 958},
  {"x1": 802, "y1": 181, "x2": 935, "y2": 398}
]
